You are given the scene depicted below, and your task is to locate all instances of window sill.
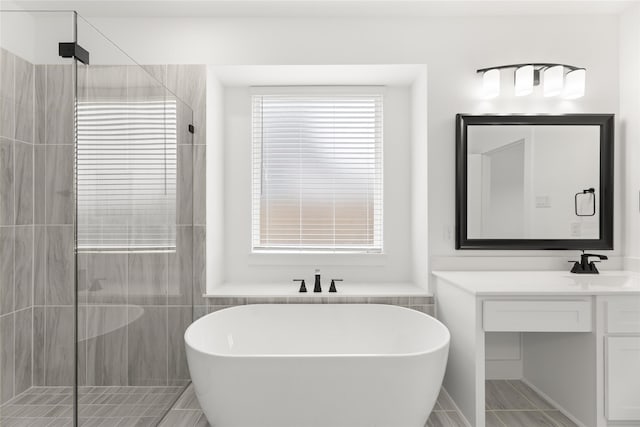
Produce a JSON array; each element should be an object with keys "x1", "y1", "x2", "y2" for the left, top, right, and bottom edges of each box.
[
  {"x1": 204, "y1": 282, "x2": 431, "y2": 298},
  {"x1": 247, "y1": 252, "x2": 387, "y2": 266}
]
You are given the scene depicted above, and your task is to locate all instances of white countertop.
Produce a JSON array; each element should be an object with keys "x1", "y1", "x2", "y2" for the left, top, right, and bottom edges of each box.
[
  {"x1": 432, "y1": 270, "x2": 640, "y2": 296},
  {"x1": 204, "y1": 282, "x2": 431, "y2": 298}
]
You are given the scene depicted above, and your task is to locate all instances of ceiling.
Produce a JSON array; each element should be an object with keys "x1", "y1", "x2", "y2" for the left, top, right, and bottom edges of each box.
[{"x1": 4, "y1": 0, "x2": 639, "y2": 18}]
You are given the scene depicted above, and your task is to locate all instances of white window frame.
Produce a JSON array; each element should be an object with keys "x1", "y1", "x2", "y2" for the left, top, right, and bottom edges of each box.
[{"x1": 250, "y1": 86, "x2": 384, "y2": 254}]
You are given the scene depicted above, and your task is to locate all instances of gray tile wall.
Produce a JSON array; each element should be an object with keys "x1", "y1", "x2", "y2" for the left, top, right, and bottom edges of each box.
[
  {"x1": 0, "y1": 47, "x2": 36, "y2": 404},
  {"x1": 201, "y1": 296, "x2": 436, "y2": 318},
  {"x1": 32, "y1": 61, "x2": 75, "y2": 388}
]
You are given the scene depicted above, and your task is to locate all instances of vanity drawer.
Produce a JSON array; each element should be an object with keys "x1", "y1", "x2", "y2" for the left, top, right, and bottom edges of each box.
[
  {"x1": 483, "y1": 300, "x2": 592, "y2": 332},
  {"x1": 606, "y1": 298, "x2": 640, "y2": 334}
]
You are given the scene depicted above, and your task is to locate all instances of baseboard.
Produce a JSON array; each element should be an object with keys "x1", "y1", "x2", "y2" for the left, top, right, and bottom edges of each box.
[
  {"x1": 440, "y1": 387, "x2": 472, "y2": 427},
  {"x1": 486, "y1": 360, "x2": 523, "y2": 380},
  {"x1": 521, "y1": 378, "x2": 588, "y2": 427}
]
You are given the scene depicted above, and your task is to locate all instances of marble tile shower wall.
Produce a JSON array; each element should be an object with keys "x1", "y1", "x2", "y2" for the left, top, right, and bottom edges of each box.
[
  {"x1": 31, "y1": 59, "x2": 77, "y2": 390},
  {"x1": 77, "y1": 64, "x2": 206, "y2": 387},
  {"x1": 0, "y1": 47, "x2": 37, "y2": 406},
  {"x1": 2, "y1": 54, "x2": 207, "y2": 400},
  {"x1": 201, "y1": 297, "x2": 436, "y2": 319}
]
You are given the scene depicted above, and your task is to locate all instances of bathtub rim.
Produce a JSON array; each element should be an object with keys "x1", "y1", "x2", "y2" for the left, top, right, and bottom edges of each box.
[{"x1": 184, "y1": 303, "x2": 450, "y2": 359}]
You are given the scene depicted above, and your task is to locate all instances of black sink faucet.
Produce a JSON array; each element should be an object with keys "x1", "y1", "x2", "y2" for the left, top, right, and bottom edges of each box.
[{"x1": 570, "y1": 251, "x2": 608, "y2": 274}]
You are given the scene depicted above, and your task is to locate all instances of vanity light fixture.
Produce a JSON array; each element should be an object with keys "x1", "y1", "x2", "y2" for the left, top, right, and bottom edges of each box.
[
  {"x1": 481, "y1": 69, "x2": 500, "y2": 99},
  {"x1": 563, "y1": 68, "x2": 586, "y2": 99},
  {"x1": 543, "y1": 65, "x2": 564, "y2": 97},
  {"x1": 477, "y1": 63, "x2": 586, "y2": 99},
  {"x1": 514, "y1": 65, "x2": 535, "y2": 96}
]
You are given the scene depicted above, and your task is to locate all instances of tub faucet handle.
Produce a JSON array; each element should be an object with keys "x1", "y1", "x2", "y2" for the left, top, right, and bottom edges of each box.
[
  {"x1": 293, "y1": 279, "x2": 307, "y2": 293},
  {"x1": 314, "y1": 269, "x2": 322, "y2": 293},
  {"x1": 329, "y1": 279, "x2": 342, "y2": 293}
]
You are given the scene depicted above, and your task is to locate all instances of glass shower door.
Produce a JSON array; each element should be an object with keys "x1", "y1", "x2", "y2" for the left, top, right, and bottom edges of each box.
[{"x1": 75, "y1": 15, "x2": 194, "y2": 426}]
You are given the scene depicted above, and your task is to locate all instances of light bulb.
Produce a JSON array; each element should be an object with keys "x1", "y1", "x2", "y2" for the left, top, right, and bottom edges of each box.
[
  {"x1": 482, "y1": 69, "x2": 500, "y2": 99},
  {"x1": 543, "y1": 65, "x2": 564, "y2": 97},
  {"x1": 563, "y1": 69, "x2": 586, "y2": 99},
  {"x1": 514, "y1": 65, "x2": 534, "y2": 97}
]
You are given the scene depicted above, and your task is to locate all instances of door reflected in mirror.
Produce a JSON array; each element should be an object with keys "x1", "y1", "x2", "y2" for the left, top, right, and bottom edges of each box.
[{"x1": 467, "y1": 125, "x2": 600, "y2": 240}]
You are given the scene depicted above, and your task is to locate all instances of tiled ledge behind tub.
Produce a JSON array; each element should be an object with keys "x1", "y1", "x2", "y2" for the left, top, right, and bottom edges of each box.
[{"x1": 196, "y1": 296, "x2": 435, "y2": 319}]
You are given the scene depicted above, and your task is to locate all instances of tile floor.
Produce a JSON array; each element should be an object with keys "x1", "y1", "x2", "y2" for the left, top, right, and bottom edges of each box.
[
  {"x1": 0, "y1": 385, "x2": 184, "y2": 426},
  {"x1": 0, "y1": 380, "x2": 579, "y2": 426},
  {"x1": 160, "y1": 380, "x2": 580, "y2": 427},
  {"x1": 158, "y1": 384, "x2": 466, "y2": 427},
  {"x1": 485, "y1": 380, "x2": 579, "y2": 427}
]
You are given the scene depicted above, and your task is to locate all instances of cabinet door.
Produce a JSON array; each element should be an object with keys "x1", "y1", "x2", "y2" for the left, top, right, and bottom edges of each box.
[{"x1": 606, "y1": 336, "x2": 640, "y2": 420}]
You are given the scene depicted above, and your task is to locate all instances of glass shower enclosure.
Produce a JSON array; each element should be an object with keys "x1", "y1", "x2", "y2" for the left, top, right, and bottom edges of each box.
[{"x1": 0, "y1": 10, "x2": 195, "y2": 425}]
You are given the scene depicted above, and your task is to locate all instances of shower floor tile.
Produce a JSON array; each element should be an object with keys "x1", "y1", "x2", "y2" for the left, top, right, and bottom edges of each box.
[{"x1": 0, "y1": 385, "x2": 184, "y2": 427}]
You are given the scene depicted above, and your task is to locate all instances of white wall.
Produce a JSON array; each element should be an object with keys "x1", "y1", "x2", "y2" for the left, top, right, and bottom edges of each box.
[
  {"x1": 84, "y1": 14, "x2": 622, "y2": 271},
  {"x1": 221, "y1": 85, "x2": 412, "y2": 284},
  {"x1": 620, "y1": 4, "x2": 640, "y2": 271},
  {"x1": 205, "y1": 69, "x2": 225, "y2": 287},
  {"x1": 0, "y1": 10, "x2": 72, "y2": 64},
  {"x1": 411, "y1": 69, "x2": 429, "y2": 287}
]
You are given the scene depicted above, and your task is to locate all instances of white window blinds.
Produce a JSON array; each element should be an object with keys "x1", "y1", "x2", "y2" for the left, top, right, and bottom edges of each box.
[
  {"x1": 77, "y1": 99, "x2": 177, "y2": 252},
  {"x1": 252, "y1": 93, "x2": 383, "y2": 253}
]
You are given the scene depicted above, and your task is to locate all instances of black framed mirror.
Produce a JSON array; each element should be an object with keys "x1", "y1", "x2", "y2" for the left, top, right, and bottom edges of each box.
[{"x1": 456, "y1": 114, "x2": 614, "y2": 250}]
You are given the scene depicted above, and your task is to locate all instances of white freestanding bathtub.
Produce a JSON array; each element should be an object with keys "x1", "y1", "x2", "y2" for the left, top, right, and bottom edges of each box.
[{"x1": 185, "y1": 304, "x2": 450, "y2": 427}]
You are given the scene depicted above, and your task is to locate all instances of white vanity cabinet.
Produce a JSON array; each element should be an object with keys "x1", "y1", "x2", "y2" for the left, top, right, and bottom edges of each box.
[
  {"x1": 602, "y1": 296, "x2": 640, "y2": 421},
  {"x1": 433, "y1": 271, "x2": 640, "y2": 427}
]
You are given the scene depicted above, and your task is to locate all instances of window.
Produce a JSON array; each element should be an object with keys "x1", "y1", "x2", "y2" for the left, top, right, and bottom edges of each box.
[
  {"x1": 77, "y1": 98, "x2": 177, "y2": 252},
  {"x1": 251, "y1": 92, "x2": 383, "y2": 253}
]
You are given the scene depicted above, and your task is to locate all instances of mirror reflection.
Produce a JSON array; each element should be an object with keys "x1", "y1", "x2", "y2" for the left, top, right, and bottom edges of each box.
[{"x1": 466, "y1": 125, "x2": 600, "y2": 239}]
